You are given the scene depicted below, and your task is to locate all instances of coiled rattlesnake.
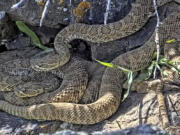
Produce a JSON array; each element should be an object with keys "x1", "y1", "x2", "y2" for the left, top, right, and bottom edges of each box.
[
  {"x1": 0, "y1": 0, "x2": 179, "y2": 125},
  {"x1": 31, "y1": 0, "x2": 174, "y2": 71},
  {"x1": 0, "y1": 49, "x2": 88, "y2": 106}
]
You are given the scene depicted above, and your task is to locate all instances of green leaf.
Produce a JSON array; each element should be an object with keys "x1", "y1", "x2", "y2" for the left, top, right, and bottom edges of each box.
[
  {"x1": 162, "y1": 70, "x2": 169, "y2": 77},
  {"x1": 145, "y1": 62, "x2": 155, "y2": 80},
  {"x1": 16, "y1": 21, "x2": 50, "y2": 51},
  {"x1": 159, "y1": 57, "x2": 169, "y2": 65},
  {"x1": 177, "y1": 64, "x2": 180, "y2": 71},
  {"x1": 167, "y1": 60, "x2": 175, "y2": 65},
  {"x1": 171, "y1": 67, "x2": 178, "y2": 72},
  {"x1": 165, "y1": 63, "x2": 180, "y2": 73},
  {"x1": 156, "y1": 64, "x2": 164, "y2": 76},
  {"x1": 127, "y1": 71, "x2": 133, "y2": 89},
  {"x1": 122, "y1": 71, "x2": 133, "y2": 101},
  {"x1": 166, "y1": 39, "x2": 176, "y2": 44},
  {"x1": 95, "y1": 60, "x2": 116, "y2": 68},
  {"x1": 153, "y1": 53, "x2": 164, "y2": 59},
  {"x1": 96, "y1": 59, "x2": 135, "y2": 102},
  {"x1": 96, "y1": 59, "x2": 132, "y2": 73},
  {"x1": 153, "y1": 52, "x2": 157, "y2": 59},
  {"x1": 116, "y1": 65, "x2": 132, "y2": 73}
]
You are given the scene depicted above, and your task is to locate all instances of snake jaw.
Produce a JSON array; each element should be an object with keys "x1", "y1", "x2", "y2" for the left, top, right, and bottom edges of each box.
[
  {"x1": 32, "y1": 63, "x2": 60, "y2": 72},
  {"x1": 30, "y1": 51, "x2": 70, "y2": 72},
  {"x1": 14, "y1": 88, "x2": 44, "y2": 98}
]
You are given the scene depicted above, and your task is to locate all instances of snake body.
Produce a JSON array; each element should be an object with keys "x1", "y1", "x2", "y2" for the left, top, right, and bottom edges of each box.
[
  {"x1": 32, "y1": 0, "x2": 174, "y2": 71},
  {"x1": 0, "y1": 55, "x2": 88, "y2": 106},
  {"x1": 0, "y1": 1, "x2": 179, "y2": 124}
]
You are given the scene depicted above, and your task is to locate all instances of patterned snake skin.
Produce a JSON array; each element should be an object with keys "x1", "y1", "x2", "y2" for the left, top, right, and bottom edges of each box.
[
  {"x1": 0, "y1": 0, "x2": 179, "y2": 125},
  {"x1": 0, "y1": 53, "x2": 88, "y2": 105},
  {"x1": 31, "y1": 0, "x2": 173, "y2": 71}
]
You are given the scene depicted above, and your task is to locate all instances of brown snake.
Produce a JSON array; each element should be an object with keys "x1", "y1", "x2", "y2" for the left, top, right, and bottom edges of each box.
[
  {"x1": 31, "y1": 0, "x2": 173, "y2": 71},
  {"x1": 0, "y1": 0, "x2": 179, "y2": 125}
]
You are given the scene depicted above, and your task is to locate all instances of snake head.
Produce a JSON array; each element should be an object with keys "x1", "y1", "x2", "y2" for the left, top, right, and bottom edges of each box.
[{"x1": 30, "y1": 50, "x2": 70, "y2": 71}]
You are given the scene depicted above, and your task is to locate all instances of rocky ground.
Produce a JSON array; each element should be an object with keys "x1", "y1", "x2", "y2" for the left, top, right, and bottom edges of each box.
[{"x1": 0, "y1": 0, "x2": 180, "y2": 135}]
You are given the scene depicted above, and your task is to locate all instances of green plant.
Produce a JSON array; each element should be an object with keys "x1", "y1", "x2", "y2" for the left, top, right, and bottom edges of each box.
[
  {"x1": 96, "y1": 41, "x2": 180, "y2": 101},
  {"x1": 96, "y1": 59, "x2": 135, "y2": 101},
  {"x1": 16, "y1": 21, "x2": 52, "y2": 52}
]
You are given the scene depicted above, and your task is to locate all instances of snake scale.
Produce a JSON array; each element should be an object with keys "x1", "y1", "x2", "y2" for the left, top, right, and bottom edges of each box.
[
  {"x1": 0, "y1": 52, "x2": 88, "y2": 105},
  {"x1": 0, "y1": 0, "x2": 179, "y2": 125},
  {"x1": 31, "y1": 0, "x2": 174, "y2": 71}
]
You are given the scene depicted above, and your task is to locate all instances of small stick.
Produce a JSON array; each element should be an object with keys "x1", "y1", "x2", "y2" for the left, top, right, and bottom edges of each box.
[
  {"x1": 11, "y1": 0, "x2": 29, "y2": 10},
  {"x1": 40, "y1": 0, "x2": 50, "y2": 27},
  {"x1": 153, "y1": 0, "x2": 161, "y2": 79},
  {"x1": 104, "y1": 0, "x2": 111, "y2": 25}
]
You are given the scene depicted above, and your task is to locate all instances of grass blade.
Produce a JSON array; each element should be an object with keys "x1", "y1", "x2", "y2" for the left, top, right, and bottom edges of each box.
[
  {"x1": 122, "y1": 71, "x2": 133, "y2": 101},
  {"x1": 16, "y1": 21, "x2": 51, "y2": 51},
  {"x1": 145, "y1": 62, "x2": 155, "y2": 80},
  {"x1": 95, "y1": 60, "x2": 116, "y2": 68}
]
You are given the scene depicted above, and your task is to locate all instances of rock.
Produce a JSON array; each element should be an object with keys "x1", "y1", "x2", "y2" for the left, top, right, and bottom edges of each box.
[
  {"x1": 0, "y1": 11, "x2": 16, "y2": 40},
  {"x1": 6, "y1": 35, "x2": 31, "y2": 50},
  {"x1": 40, "y1": 124, "x2": 168, "y2": 135},
  {"x1": 0, "y1": 111, "x2": 61, "y2": 135},
  {"x1": 103, "y1": 91, "x2": 180, "y2": 131},
  {"x1": 0, "y1": 0, "x2": 130, "y2": 28},
  {"x1": 0, "y1": 11, "x2": 8, "y2": 24}
]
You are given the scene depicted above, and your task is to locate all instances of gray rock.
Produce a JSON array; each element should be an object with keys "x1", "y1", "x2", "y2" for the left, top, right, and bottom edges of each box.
[
  {"x1": 0, "y1": 11, "x2": 16, "y2": 39},
  {"x1": 0, "y1": 0, "x2": 130, "y2": 27},
  {"x1": 0, "y1": 11, "x2": 8, "y2": 24},
  {"x1": 40, "y1": 124, "x2": 168, "y2": 135},
  {"x1": 6, "y1": 36, "x2": 31, "y2": 50}
]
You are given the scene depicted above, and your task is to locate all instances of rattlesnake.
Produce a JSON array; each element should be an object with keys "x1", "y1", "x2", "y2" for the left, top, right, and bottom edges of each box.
[
  {"x1": 31, "y1": 0, "x2": 175, "y2": 71},
  {"x1": 0, "y1": 1, "x2": 179, "y2": 125},
  {"x1": 0, "y1": 51, "x2": 88, "y2": 106},
  {"x1": 0, "y1": 1, "x2": 176, "y2": 106}
]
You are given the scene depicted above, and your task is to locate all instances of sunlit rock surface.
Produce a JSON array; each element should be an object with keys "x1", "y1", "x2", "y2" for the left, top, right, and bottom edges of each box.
[{"x1": 0, "y1": 0, "x2": 129, "y2": 28}]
